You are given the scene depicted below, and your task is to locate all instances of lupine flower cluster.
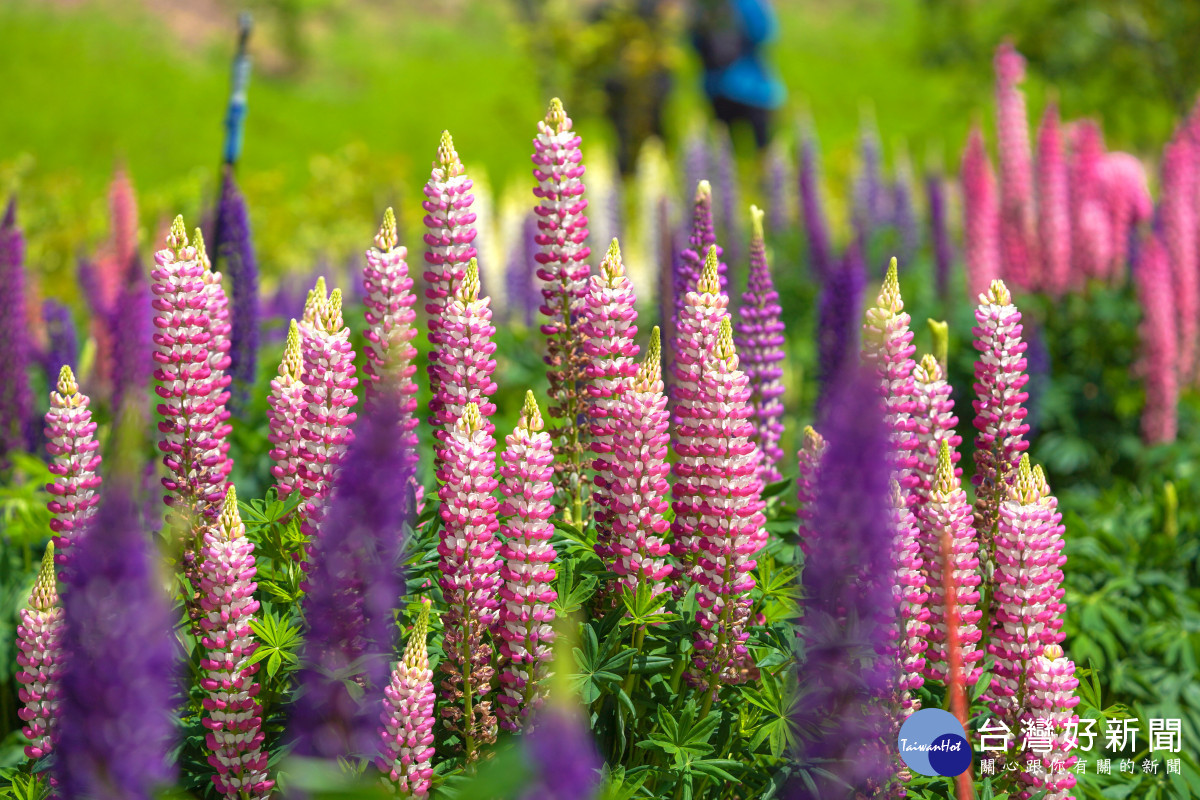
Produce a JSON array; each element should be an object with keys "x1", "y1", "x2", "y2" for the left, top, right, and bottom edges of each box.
[
  {"x1": 0, "y1": 198, "x2": 34, "y2": 460},
  {"x1": 379, "y1": 598, "x2": 436, "y2": 798},
  {"x1": 43, "y1": 366, "x2": 102, "y2": 570},
  {"x1": 16, "y1": 545, "x2": 63, "y2": 761}
]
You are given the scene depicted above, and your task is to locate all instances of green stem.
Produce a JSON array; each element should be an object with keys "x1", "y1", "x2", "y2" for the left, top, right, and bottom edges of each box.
[{"x1": 622, "y1": 626, "x2": 647, "y2": 697}]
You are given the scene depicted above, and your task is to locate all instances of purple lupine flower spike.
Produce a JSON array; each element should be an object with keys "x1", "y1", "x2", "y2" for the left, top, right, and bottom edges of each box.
[
  {"x1": 39, "y1": 299, "x2": 78, "y2": 386},
  {"x1": 734, "y1": 207, "x2": 786, "y2": 483},
  {"x1": 44, "y1": 366, "x2": 102, "y2": 572},
  {"x1": 790, "y1": 366, "x2": 896, "y2": 799},
  {"x1": 16, "y1": 543, "x2": 63, "y2": 760},
  {"x1": 887, "y1": 482, "x2": 928, "y2": 722},
  {"x1": 532, "y1": 98, "x2": 592, "y2": 516},
  {"x1": 714, "y1": 125, "x2": 740, "y2": 273},
  {"x1": 55, "y1": 479, "x2": 179, "y2": 798},
  {"x1": 675, "y1": 181, "x2": 727, "y2": 324},
  {"x1": 436, "y1": 402, "x2": 501, "y2": 759},
  {"x1": 671, "y1": 248, "x2": 731, "y2": 582},
  {"x1": 434, "y1": 258, "x2": 498, "y2": 449},
  {"x1": 497, "y1": 392, "x2": 558, "y2": 731},
  {"x1": 581, "y1": 240, "x2": 640, "y2": 557},
  {"x1": 109, "y1": 272, "x2": 154, "y2": 417},
  {"x1": 687, "y1": 319, "x2": 767, "y2": 687},
  {"x1": 379, "y1": 597, "x2": 436, "y2": 797},
  {"x1": 0, "y1": 197, "x2": 34, "y2": 458},
  {"x1": 150, "y1": 218, "x2": 231, "y2": 522},
  {"x1": 798, "y1": 132, "x2": 833, "y2": 283},
  {"x1": 1021, "y1": 645, "x2": 1080, "y2": 800},
  {"x1": 423, "y1": 131, "x2": 478, "y2": 435},
  {"x1": 926, "y1": 172, "x2": 953, "y2": 301},
  {"x1": 970, "y1": 279, "x2": 1030, "y2": 537},
  {"x1": 609, "y1": 328, "x2": 673, "y2": 597},
  {"x1": 362, "y1": 207, "x2": 419, "y2": 445},
  {"x1": 861, "y1": 258, "x2": 920, "y2": 496},
  {"x1": 815, "y1": 244, "x2": 866, "y2": 419},
  {"x1": 199, "y1": 488, "x2": 272, "y2": 798},
  {"x1": 267, "y1": 320, "x2": 305, "y2": 502},
  {"x1": 297, "y1": 287, "x2": 359, "y2": 583},
  {"x1": 290, "y1": 384, "x2": 414, "y2": 759},
  {"x1": 765, "y1": 140, "x2": 793, "y2": 234},
  {"x1": 795, "y1": 425, "x2": 825, "y2": 557},
  {"x1": 506, "y1": 212, "x2": 540, "y2": 327},
  {"x1": 922, "y1": 441, "x2": 983, "y2": 685},
  {"x1": 989, "y1": 456, "x2": 1061, "y2": 729},
  {"x1": 213, "y1": 167, "x2": 259, "y2": 411}
]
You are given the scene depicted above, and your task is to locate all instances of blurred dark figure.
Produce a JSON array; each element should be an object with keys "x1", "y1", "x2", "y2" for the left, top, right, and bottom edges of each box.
[{"x1": 692, "y1": 0, "x2": 785, "y2": 149}]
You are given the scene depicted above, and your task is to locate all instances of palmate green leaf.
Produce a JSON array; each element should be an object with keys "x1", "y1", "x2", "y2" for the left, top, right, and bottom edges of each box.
[
  {"x1": 571, "y1": 622, "x2": 635, "y2": 705},
  {"x1": 552, "y1": 556, "x2": 598, "y2": 616},
  {"x1": 620, "y1": 583, "x2": 678, "y2": 628}
]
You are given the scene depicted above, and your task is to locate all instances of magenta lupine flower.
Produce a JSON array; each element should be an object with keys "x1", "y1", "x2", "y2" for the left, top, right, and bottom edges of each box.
[
  {"x1": 734, "y1": 207, "x2": 786, "y2": 483},
  {"x1": 1035, "y1": 104, "x2": 1072, "y2": 297},
  {"x1": 922, "y1": 441, "x2": 983, "y2": 685},
  {"x1": 267, "y1": 320, "x2": 305, "y2": 501},
  {"x1": 378, "y1": 597, "x2": 436, "y2": 798},
  {"x1": 436, "y1": 402, "x2": 501, "y2": 756},
  {"x1": 671, "y1": 247, "x2": 731, "y2": 579},
  {"x1": 795, "y1": 425, "x2": 825, "y2": 557},
  {"x1": 962, "y1": 126, "x2": 1001, "y2": 300},
  {"x1": 971, "y1": 280, "x2": 1031, "y2": 533},
  {"x1": 1032, "y1": 464, "x2": 1067, "y2": 647},
  {"x1": 1099, "y1": 152, "x2": 1152, "y2": 282},
  {"x1": 532, "y1": 98, "x2": 592, "y2": 511},
  {"x1": 687, "y1": 319, "x2": 767, "y2": 686},
  {"x1": 887, "y1": 482, "x2": 928, "y2": 720},
  {"x1": 199, "y1": 488, "x2": 271, "y2": 799},
  {"x1": 1159, "y1": 130, "x2": 1198, "y2": 383},
  {"x1": 580, "y1": 240, "x2": 640, "y2": 560},
  {"x1": 151, "y1": 218, "x2": 231, "y2": 520},
  {"x1": 910, "y1": 355, "x2": 962, "y2": 580},
  {"x1": 861, "y1": 258, "x2": 920, "y2": 495},
  {"x1": 1135, "y1": 234, "x2": 1178, "y2": 444},
  {"x1": 497, "y1": 392, "x2": 558, "y2": 731},
  {"x1": 298, "y1": 288, "x2": 359, "y2": 576},
  {"x1": 434, "y1": 258, "x2": 498, "y2": 449},
  {"x1": 988, "y1": 456, "x2": 1067, "y2": 730},
  {"x1": 43, "y1": 366, "x2": 102, "y2": 571},
  {"x1": 423, "y1": 131, "x2": 478, "y2": 432},
  {"x1": 675, "y1": 181, "x2": 727, "y2": 326},
  {"x1": 200, "y1": 235, "x2": 235, "y2": 487},
  {"x1": 1068, "y1": 120, "x2": 1108, "y2": 284},
  {"x1": 362, "y1": 208, "x2": 419, "y2": 446},
  {"x1": 994, "y1": 41, "x2": 1036, "y2": 291},
  {"x1": 1020, "y1": 645, "x2": 1080, "y2": 800},
  {"x1": 608, "y1": 328, "x2": 673, "y2": 598},
  {"x1": 16, "y1": 544, "x2": 63, "y2": 760}
]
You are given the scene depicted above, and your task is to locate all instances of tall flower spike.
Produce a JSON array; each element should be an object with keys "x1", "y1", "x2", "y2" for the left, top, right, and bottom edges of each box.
[
  {"x1": 1099, "y1": 152, "x2": 1152, "y2": 282},
  {"x1": 0, "y1": 197, "x2": 34, "y2": 460},
  {"x1": 44, "y1": 365, "x2": 103, "y2": 571},
  {"x1": 55, "y1": 481, "x2": 179, "y2": 797},
  {"x1": 423, "y1": 130, "x2": 478, "y2": 438},
  {"x1": 39, "y1": 299, "x2": 78, "y2": 391},
  {"x1": 436, "y1": 402, "x2": 501, "y2": 759},
  {"x1": 887, "y1": 482, "x2": 928, "y2": 722},
  {"x1": 151, "y1": 216, "x2": 232, "y2": 527},
  {"x1": 675, "y1": 181, "x2": 727, "y2": 330},
  {"x1": 798, "y1": 132, "x2": 833, "y2": 282},
  {"x1": 671, "y1": 247, "x2": 731, "y2": 579},
  {"x1": 927, "y1": 171, "x2": 953, "y2": 300},
  {"x1": 109, "y1": 272, "x2": 154, "y2": 417},
  {"x1": 971, "y1": 279, "x2": 1030, "y2": 538},
  {"x1": 581, "y1": 239, "x2": 640, "y2": 556},
  {"x1": 199, "y1": 227, "x2": 235, "y2": 480},
  {"x1": 911, "y1": 354, "x2": 963, "y2": 587},
  {"x1": 267, "y1": 320, "x2": 306, "y2": 501},
  {"x1": 1021, "y1": 645, "x2": 1080, "y2": 800},
  {"x1": 1036, "y1": 103, "x2": 1071, "y2": 297},
  {"x1": 1069, "y1": 121, "x2": 1110, "y2": 285},
  {"x1": 497, "y1": 391, "x2": 558, "y2": 731},
  {"x1": 861, "y1": 257, "x2": 920, "y2": 494},
  {"x1": 199, "y1": 488, "x2": 272, "y2": 798},
  {"x1": 1032, "y1": 464, "x2": 1067, "y2": 646},
  {"x1": 532, "y1": 98, "x2": 593, "y2": 518},
  {"x1": 989, "y1": 456, "x2": 1060, "y2": 730},
  {"x1": 795, "y1": 425, "x2": 825, "y2": 556},
  {"x1": 290, "y1": 386, "x2": 415, "y2": 759},
  {"x1": 16, "y1": 544, "x2": 64, "y2": 760},
  {"x1": 1160, "y1": 130, "x2": 1198, "y2": 383},
  {"x1": 1136, "y1": 234, "x2": 1178, "y2": 444},
  {"x1": 815, "y1": 244, "x2": 866, "y2": 419},
  {"x1": 734, "y1": 206, "x2": 786, "y2": 483},
  {"x1": 379, "y1": 598, "x2": 437, "y2": 798},
  {"x1": 923, "y1": 441, "x2": 983, "y2": 685},
  {"x1": 434, "y1": 257, "x2": 498, "y2": 452},
  {"x1": 961, "y1": 126, "x2": 1001, "y2": 300},
  {"x1": 995, "y1": 41, "x2": 1036, "y2": 291},
  {"x1": 213, "y1": 167, "x2": 260, "y2": 412},
  {"x1": 362, "y1": 207, "x2": 419, "y2": 449},
  {"x1": 608, "y1": 327, "x2": 673, "y2": 601},
  {"x1": 297, "y1": 287, "x2": 359, "y2": 581},
  {"x1": 687, "y1": 319, "x2": 767, "y2": 686}
]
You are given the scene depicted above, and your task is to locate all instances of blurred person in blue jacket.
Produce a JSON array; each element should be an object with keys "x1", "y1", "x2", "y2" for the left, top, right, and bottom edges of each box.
[{"x1": 692, "y1": 0, "x2": 786, "y2": 149}]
